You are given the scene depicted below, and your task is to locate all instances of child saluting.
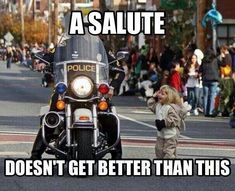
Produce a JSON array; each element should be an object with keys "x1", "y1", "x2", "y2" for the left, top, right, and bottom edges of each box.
[{"x1": 147, "y1": 85, "x2": 188, "y2": 158}]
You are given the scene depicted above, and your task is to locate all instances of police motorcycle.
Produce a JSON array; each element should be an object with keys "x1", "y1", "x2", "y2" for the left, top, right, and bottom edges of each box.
[{"x1": 38, "y1": 32, "x2": 123, "y2": 160}]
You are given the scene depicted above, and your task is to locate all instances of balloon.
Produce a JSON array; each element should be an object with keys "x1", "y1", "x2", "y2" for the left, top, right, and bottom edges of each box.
[{"x1": 201, "y1": 3, "x2": 223, "y2": 28}]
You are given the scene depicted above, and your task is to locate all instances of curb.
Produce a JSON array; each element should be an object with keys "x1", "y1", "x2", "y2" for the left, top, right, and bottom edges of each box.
[{"x1": 1, "y1": 133, "x2": 235, "y2": 147}]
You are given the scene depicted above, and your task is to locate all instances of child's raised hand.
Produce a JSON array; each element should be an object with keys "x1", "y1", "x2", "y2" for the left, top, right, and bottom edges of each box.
[{"x1": 153, "y1": 91, "x2": 159, "y2": 98}]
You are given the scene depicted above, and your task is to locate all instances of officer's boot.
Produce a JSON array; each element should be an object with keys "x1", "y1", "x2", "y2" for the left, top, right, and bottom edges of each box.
[
  {"x1": 98, "y1": 113, "x2": 123, "y2": 159},
  {"x1": 30, "y1": 128, "x2": 47, "y2": 159},
  {"x1": 110, "y1": 139, "x2": 122, "y2": 159}
]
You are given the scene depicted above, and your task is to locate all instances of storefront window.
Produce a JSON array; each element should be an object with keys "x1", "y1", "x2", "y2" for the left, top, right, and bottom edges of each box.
[{"x1": 217, "y1": 24, "x2": 235, "y2": 45}]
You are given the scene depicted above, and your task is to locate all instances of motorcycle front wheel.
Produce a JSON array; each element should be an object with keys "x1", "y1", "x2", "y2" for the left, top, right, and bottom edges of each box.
[{"x1": 74, "y1": 129, "x2": 93, "y2": 160}]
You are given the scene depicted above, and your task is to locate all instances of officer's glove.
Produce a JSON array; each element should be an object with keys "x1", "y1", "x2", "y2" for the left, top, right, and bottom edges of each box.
[{"x1": 155, "y1": 119, "x2": 166, "y2": 131}]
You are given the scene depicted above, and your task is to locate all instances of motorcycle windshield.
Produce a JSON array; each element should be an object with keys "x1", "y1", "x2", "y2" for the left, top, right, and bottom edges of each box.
[{"x1": 53, "y1": 33, "x2": 109, "y2": 84}]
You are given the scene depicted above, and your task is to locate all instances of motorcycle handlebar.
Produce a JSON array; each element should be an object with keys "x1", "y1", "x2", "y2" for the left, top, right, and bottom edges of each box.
[
  {"x1": 109, "y1": 66, "x2": 125, "y2": 73},
  {"x1": 34, "y1": 53, "x2": 51, "y2": 66}
]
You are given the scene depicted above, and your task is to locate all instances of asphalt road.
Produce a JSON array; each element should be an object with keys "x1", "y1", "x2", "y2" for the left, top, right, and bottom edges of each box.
[{"x1": 0, "y1": 61, "x2": 235, "y2": 191}]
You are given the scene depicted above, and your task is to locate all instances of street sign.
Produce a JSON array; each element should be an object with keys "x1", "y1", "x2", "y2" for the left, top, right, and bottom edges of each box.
[{"x1": 4, "y1": 32, "x2": 14, "y2": 42}]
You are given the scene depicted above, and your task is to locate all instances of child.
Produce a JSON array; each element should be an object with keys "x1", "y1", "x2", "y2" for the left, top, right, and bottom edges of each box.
[
  {"x1": 147, "y1": 85, "x2": 187, "y2": 158},
  {"x1": 168, "y1": 61, "x2": 183, "y2": 93}
]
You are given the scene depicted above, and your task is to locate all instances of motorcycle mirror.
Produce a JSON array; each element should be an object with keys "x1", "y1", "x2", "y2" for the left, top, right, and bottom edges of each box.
[
  {"x1": 116, "y1": 50, "x2": 129, "y2": 62},
  {"x1": 108, "y1": 55, "x2": 125, "y2": 65},
  {"x1": 117, "y1": 55, "x2": 125, "y2": 61},
  {"x1": 109, "y1": 66, "x2": 125, "y2": 73}
]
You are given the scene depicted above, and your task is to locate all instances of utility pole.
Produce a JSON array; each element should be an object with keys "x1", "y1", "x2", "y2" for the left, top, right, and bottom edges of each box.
[
  {"x1": 32, "y1": 0, "x2": 35, "y2": 21},
  {"x1": 152, "y1": 0, "x2": 161, "y2": 57},
  {"x1": 212, "y1": 0, "x2": 217, "y2": 53},
  {"x1": 99, "y1": 0, "x2": 108, "y2": 42},
  {"x1": 48, "y1": 0, "x2": 52, "y2": 45},
  {"x1": 20, "y1": 0, "x2": 25, "y2": 47},
  {"x1": 71, "y1": 0, "x2": 75, "y2": 10},
  {"x1": 54, "y1": 0, "x2": 58, "y2": 44},
  {"x1": 196, "y1": 0, "x2": 207, "y2": 51},
  {"x1": 99, "y1": 0, "x2": 107, "y2": 12}
]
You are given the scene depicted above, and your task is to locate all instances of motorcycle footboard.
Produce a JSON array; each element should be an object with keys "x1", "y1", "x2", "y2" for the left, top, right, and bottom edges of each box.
[{"x1": 95, "y1": 112, "x2": 120, "y2": 159}]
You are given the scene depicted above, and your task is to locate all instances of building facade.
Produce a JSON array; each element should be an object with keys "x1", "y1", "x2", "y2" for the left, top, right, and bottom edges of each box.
[{"x1": 217, "y1": 0, "x2": 235, "y2": 46}]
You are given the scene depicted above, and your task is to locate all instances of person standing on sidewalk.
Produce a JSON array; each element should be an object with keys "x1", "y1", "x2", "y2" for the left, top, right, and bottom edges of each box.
[
  {"x1": 6, "y1": 46, "x2": 13, "y2": 69},
  {"x1": 199, "y1": 50, "x2": 220, "y2": 117},
  {"x1": 184, "y1": 54, "x2": 200, "y2": 116},
  {"x1": 229, "y1": 43, "x2": 235, "y2": 81},
  {"x1": 218, "y1": 45, "x2": 234, "y2": 116},
  {"x1": 168, "y1": 61, "x2": 183, "y2": 94}
]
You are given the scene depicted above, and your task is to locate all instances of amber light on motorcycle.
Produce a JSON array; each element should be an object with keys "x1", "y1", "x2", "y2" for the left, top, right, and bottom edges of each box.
[
  {"x1": 56, "y1": 100, "x2": 65, "y2": 110},
  {"x1": 98, "y1": 101, "x2": 108, "y2": 111},
  {"x1": 98, "y1": 83, "x2": 110, "y2": 94}
]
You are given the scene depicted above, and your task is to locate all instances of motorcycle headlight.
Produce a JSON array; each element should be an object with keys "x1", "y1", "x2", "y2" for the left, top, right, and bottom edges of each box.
[{"x1": 71, "y1": 76, "x2": 94, "y2": 98}]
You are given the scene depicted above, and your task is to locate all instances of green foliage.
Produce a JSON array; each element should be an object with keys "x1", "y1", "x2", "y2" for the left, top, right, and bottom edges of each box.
[
  {"x1": 160, "y1": 1, "x2": 196, "y2": 51},
  {"x1": 165, "y1": 9, "x2": 195, "y2": 51},
  {"x1": 160, "y1": 0, "x2": 196, "y2": 10}
]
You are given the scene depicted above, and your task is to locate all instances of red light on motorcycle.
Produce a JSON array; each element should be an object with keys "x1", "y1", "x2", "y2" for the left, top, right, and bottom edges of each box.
[
  {"x1": 98, "y1": 83, "x2": 110, "y2": 94},
  {"x1": 98, "y1": 101, "x2": 108, "y2": 111},
  {"x1": 56, "y1": 100, "x2": 65, "y2": 110},
  {"x1": 79, "y1": 116, "x2": 90, "y2": 121}
]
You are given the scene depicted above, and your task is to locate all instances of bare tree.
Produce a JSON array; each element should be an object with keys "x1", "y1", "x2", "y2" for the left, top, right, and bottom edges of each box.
[
  {"x1": 196, "y1": 0, "x2": 207, "y2": 51},
  {"x1": 20, "y1": 0, "x2": 25, "y2": 47},
  {"x1": 54, "y1": 0, "x2": 58, "y2": 44}
]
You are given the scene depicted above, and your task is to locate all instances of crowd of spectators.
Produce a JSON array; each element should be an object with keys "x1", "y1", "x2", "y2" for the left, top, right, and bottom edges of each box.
[
  {"x1": 118, "y1": 43, "x2": 235, "y2": 118},
  {"x1": 0, "y1": 42, "x2": 53, "y2": 71},
  {"x1": 1, "y1": 40, "x2": 235, "y2": 119}
]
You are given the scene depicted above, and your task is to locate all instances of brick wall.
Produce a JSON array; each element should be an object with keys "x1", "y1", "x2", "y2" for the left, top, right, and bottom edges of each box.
[{"x1": 217, "y1": 0, "x2": 235, "y2": 19}]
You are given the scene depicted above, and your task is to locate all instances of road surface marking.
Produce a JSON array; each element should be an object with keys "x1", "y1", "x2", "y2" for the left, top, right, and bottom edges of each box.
[
  {"x1": 128, "y1": 109, "x2": 228, "y2": 123},
  {"x1": 1, "y1": 130, "x2": 235, "y2": 144},
  {"x1": 186, "y1": 118, "x2": 228, "y2": 123},
  {"x1": 132, "y1": 110, "x2": 153, "y2": 114},
  {"x1": 0, "y1": 141, "x2": 33, "y2": 145},
  {"x1": 119, "y1": 114, "x2": 190, "y2": 139},
  {"x1": 124, "y1": 144, "x2": 235, "y2": 151},
  {"x1": 0, "y1": 151, "x2": 29, "y2": 156},
  {"x1": 122, "y1": 136, "x2": 235, "y2": 142},
  {"x1": 0, "y1": 130, "x2": 37, "y2": 135}
]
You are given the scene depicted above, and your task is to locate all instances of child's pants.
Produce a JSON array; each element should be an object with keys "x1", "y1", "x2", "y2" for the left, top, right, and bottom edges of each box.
[{"x1": 155, "y1": 135, "x2": 178, "y2": 158}]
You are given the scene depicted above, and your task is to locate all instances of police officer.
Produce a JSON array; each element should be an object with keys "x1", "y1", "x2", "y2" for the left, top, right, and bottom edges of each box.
[
  {"x1": 30, "y1": 44, "x2": 56, "y2": 159},
  {"x1": 99, "y1": 44, "x2": 125, "y2": 159},
  {"x1": 30, "y1": 42, "x2": 124, "y2": 160}
]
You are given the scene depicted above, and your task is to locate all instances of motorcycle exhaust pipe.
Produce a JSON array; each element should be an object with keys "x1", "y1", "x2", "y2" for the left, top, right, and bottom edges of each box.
[{"x1": 44, "y1": 111, "x2": 63, "y2": 129}]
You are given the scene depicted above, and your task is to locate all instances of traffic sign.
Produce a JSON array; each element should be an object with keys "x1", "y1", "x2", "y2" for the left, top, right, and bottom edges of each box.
[{"x1": 4, "y1": 32, "x2": 14, "y2": 42}]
